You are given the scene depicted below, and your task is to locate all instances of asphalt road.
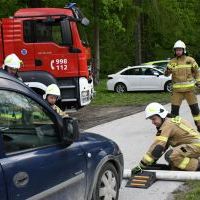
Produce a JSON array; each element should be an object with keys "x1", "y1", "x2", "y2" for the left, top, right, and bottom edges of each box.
[{"x1": 86, "y1": 99, "x2": 199, "y2": 200}]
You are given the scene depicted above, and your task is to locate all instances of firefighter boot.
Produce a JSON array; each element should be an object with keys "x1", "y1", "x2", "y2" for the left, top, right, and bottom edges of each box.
[
  {"x1": 171, "y1": 105, "x2": 180, "y2": 116},
  {"x1": 189, "y1": 104, "x2": 200, "y2": 132}
]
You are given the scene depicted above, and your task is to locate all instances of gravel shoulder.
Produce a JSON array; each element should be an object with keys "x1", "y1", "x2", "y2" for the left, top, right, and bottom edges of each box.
[{"x1": 70, "y1": 105, "x2": 145, "y2": 130}]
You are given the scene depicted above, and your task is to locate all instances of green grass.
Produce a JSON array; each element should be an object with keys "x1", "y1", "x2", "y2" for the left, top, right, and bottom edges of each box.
[
  {"x1": 174, "y1": 181, "x2": 200, "y2": 200},
  {"x1": 91, "y1": 79, "x2": 170, "y2": 106}
]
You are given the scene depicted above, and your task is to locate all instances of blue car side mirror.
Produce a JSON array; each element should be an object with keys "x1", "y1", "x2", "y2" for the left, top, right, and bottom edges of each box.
[{"x1": 62, "y1": 117, "x2": 80, "y2": 142}]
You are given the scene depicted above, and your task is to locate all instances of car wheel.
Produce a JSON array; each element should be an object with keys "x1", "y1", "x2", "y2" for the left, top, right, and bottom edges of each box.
[
  {"x1": 114, "y1": 83, "x2": 127, "y2": 93},
  {"x1": 164, "y1": 81, "x2": 172, "y2": 92},
  {"x1": 92, "y1": 163, "x2": 119, "y2": 200}
]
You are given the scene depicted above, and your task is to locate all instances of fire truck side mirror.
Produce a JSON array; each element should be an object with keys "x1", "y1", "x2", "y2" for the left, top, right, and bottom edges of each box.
[{"x1": 81, "y1": 17, "x2": 90, "y2": 26}]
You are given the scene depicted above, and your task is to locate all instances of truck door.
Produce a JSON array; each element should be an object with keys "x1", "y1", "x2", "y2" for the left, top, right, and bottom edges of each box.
[
  {"x1": 13, "y1": 18, "x2": 35, "y2": 71},
  {"x1": 0, "y1": 22, "x2": 3, "y2": 66},
  {"x1": 32, "y1": 18, "x2": 79, "y2": 78},
  {"x1": 0, "y1": 89, "x2": 87, "y2": 200}
]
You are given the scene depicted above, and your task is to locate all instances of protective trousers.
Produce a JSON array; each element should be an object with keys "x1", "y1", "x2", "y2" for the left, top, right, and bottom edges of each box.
[
  {"x1": 165, "y1": 144, "x2": 200, "y2": 171},
  {"x1": 171, "y1": 91, "x2": 200, "y2": 131}
]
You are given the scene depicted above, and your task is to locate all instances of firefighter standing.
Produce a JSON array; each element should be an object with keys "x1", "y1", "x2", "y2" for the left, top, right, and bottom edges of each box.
[
  {"x1": 2, "y1": 53, "x2": 23, "y2": 81},
  {"x1": 43, "y1": 84, "x2": 69, "y2": 118},
  {"x1": 165, "y1": 40, "x2": 200, "y2": 131},
  {"x1": 132, "y1": 102, "x2": 200, "y2": 175}
]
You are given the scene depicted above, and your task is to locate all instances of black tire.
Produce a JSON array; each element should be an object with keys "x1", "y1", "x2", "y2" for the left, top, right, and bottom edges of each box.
[
  {"x1": 92, "y1": 163, "x2": 120, "y2": 200},
  {"x1": 164, "y1": 81, "x2": 172, "y2": 92},
  {"x1": 114, "y1": 83, "x2": 127, "y2": 93}
]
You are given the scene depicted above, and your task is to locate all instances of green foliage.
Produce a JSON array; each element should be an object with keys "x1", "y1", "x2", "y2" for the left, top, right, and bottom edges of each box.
[
  {"x1": 174, "y1": 181, "x2": 200, "y2": 200},
  {"x1": 92, "y1": 79, "x2": 170, "y2": 106},
  {"x1": 141, "y1": 0, "x2": 200, "y2": 62},
  {"x1": 1, "y1": 0, "x2": 200, "y2": 76},
  {"x1": 0, "y1": 0, "x2": 27, "y2": 17}
]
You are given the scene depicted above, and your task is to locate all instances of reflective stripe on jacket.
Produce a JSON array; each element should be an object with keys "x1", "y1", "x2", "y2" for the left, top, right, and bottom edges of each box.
[{"x1": 165, "y1": 55, "x2": 200, "y2": 92}]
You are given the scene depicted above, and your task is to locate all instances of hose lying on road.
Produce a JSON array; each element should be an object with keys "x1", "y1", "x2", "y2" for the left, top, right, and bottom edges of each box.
[{"x1": 124, "y1": 169, "x2": 200, "y2": 181}]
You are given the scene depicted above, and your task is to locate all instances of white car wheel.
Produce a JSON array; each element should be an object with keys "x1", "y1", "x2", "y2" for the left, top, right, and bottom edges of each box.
[
  {"x1": 114, "y1": 83, "x2": 127, "y2": 93},
  {"x1": 164, "y1": 81, "x2": 172, "y2": 92}
]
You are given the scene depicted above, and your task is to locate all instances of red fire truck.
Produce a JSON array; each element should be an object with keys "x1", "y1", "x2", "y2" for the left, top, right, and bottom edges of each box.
[{"x1": 0, "y1": 3, "x2": 94, "y2": 108}]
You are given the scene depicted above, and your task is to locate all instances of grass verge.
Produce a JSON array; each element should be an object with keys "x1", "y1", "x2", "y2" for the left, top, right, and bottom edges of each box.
[
  {"x1": 91, "y1": 79, "x2": 170, "y2": 106},
  {"x1": 174, "y1": 181, "x2": 200, "y2": 200}
]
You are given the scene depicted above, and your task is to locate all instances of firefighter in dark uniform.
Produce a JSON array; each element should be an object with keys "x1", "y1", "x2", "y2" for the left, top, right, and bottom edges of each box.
[
  {"x1": 165, "y1": 40, "x2": 200, "y2": 131},
  {"x1": 132, "y1": 103, "x2": 200, "y2": 175}
]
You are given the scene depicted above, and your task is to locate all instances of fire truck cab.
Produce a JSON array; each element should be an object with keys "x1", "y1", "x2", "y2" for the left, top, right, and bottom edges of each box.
[{"x1": 0, "y1": 3, "x2": 93, "y2": 108}]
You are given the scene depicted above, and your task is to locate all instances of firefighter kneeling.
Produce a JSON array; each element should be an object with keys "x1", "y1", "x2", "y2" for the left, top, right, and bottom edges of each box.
[{"x1": 132, "y1": 102, "x2": 200, "y2": 175}]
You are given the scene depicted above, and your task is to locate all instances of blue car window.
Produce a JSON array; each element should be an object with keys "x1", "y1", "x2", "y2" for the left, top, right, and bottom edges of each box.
[{"x1": 0, "y1": 90, "x2": 60, "y2": 154}]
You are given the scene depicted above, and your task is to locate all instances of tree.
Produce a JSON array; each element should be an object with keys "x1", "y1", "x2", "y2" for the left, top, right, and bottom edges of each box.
[
  {"x1": 27, "y1": 0, "x2": 44, "y2": 7},
  {"x1": 2, "y1": 0, "x2": 200, "y2": 78},
  {"x1": 93, "y1": 0, "x2": 100, "y2": 84},
  {"x1": 134, "y1": 0, "x2": 144, "y2": 64}
]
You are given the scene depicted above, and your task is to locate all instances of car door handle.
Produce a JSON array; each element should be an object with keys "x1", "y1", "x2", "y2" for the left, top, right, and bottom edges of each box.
[
  {"x1": 74, "y1": 170, "x2": 83, "y2": 176},
  {"x1": 13, "y1": 172, "x2": 29, "y2": 188}
]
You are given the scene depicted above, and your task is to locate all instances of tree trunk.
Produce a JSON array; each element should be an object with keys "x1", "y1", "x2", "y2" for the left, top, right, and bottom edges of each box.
[
  {"x1": 135, "y1": 0, "x2": 142, "y2": 65},
  {"x1": 135, "y1": 16, "x2": 142, "y2": 64},
  {"x1": 93, "y1": 0, "x2": 100, "y2": 85},
  {"x1": 27, "y1": 0, "x2": 43, "y2": 8}
]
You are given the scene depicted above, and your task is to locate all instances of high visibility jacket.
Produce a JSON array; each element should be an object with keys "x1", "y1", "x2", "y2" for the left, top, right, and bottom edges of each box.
[
  {"x1": 51, "y1": 105, "x2": 69, "y2": 118},
  {"x1": 140, "y1": 116, "x2": 200, "y2": 167},
  {"x1": 165, "y1": 55, "x2": 200, "y2": 92}
]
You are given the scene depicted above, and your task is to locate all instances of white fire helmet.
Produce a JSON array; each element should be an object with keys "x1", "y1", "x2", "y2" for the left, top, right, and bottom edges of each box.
[
  {"x1": 3, "y1": 53, "x2": 22, "y2": 69},
  {"x1": 43, "y1": 84, "x2": 61, "y2": 99},
  {"x1": 173, "y1": 40, "x2": 186, "y2": 54},
  {"x1": 145, "y1": 102, "x2": 168, "y2": 119}
]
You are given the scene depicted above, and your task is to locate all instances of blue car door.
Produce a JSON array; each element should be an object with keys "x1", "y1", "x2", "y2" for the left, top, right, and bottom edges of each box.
[
  {"x1": 0, "y1": 90, "x2": 87, "y2": 200},
  {"x1": 0, "y1": 164, "x2": 7, "y2": 200}
]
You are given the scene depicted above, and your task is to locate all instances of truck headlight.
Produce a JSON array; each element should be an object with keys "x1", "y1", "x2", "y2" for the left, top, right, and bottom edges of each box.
[{"x1": 81, "y1": 91, "x2": 89, "y2": 97}]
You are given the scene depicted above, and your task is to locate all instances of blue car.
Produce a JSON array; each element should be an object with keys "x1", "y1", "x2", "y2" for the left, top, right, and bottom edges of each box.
[{"x1": 0, "y1": 71, "x2": 123, "y2": 200}]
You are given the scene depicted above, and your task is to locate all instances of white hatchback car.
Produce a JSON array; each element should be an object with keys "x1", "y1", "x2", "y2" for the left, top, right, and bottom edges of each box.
[{"x1": 107, "y1": 65, "x2": 172, "y2": 93}]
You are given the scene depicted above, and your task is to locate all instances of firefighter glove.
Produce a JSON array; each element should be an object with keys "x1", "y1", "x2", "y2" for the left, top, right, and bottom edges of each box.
[
  {"x1": 196, "y1": 82, "x2": 200, "y2": 88},
  {"x1": 131, "y1": 165, "x2": 143, "y2": 176}
]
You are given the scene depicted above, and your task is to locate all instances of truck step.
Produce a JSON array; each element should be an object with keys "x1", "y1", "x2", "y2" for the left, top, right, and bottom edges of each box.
[
  {"x1": 59, "y1": 85, "x2": 76, "y2": 89},
  {"x1": 61, "y1": 98, "x2": 77, "y2": 102}
]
